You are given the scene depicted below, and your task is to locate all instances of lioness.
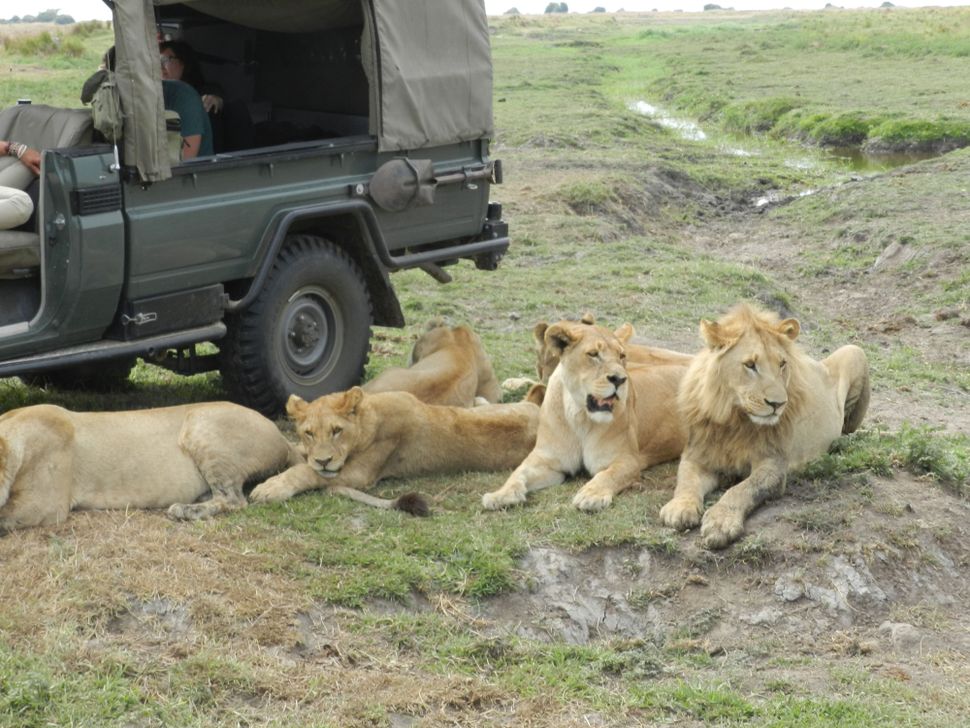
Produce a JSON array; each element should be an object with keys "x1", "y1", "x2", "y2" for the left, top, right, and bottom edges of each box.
[
  {"x1": 482, "y1": 320, "x2": 687, "y2": 512},
  {"x1": 0, "y1": 402, "x2": 298, "y2": 532},
  {"x1": 503, "y1": 314, "x2": 692, "y2": 403},
  {"x1": 363, "y1": 321, "x2": 502, "y2": 407},
  {"x1": 659, "y1": 303, "x2": 870, "y2": 549},
  {"x1": 249, "y1": 387, "x2": 540, "y2": 511}
]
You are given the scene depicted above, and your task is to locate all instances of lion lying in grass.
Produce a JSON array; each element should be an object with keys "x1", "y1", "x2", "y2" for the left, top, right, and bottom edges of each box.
[
  {"x1": 363, "y1": 321, "x2": 502, "y2": 406},
  {"x1": 249, "y1": 387, "x2": 540, "y2": 513},
  {"x1": 0, "y1": 402, "x2": 298, "y2": 532},
  {"x1": 659, "y1": 303, "x2": 870, "y2": 549},
  {"x1": 482, "y1": 319, "x2": 688, "y2": 512},
  {"x1": 502, "y1": 314, "x2": 692, "y2": 404}
]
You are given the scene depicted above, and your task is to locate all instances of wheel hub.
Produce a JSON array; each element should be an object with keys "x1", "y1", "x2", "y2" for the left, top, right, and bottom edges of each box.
[{"x1": 281, "y1": 290, "x2": 338, "y2": 376}]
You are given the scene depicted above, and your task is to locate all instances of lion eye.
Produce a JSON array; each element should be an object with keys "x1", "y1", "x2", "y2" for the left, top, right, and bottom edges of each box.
[
  {"x1": 744, "y1": 360, "x2": 757, "y2": 371},
  {"x1": 331, "y1": 426, "x2": 343, "y2": 438},
  {"x1": 303, "y1": 429, "x2": 315, "y2": 440},
  {"x1": 779, "y1": 359, "x2": 788, "y2": 369},
  {"x1": 587, "y1": 351, "x2": 600, "y2": 360}
]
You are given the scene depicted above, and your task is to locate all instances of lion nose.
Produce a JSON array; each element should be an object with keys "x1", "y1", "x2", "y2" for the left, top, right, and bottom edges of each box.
[
  {"x1": 315, "y1": 456, "x2": 332, "y2": 469},
  {"x1": 608, "y1": 374, "x2": 626, "y2": 388},
  {"x1": 765, "y1": 398, "x2": 787, "y2": 412}
]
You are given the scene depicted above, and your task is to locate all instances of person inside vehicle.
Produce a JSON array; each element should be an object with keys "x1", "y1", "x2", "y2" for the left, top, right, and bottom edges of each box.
[
  {"x1": 159, "y1": 40, "x2": 223, "y2": 115},
  {"x1": 82, "y1": 45, "x2": 214, "y2": 160},
  {"x1": 0, "y1": 140, "x2": 41, "y2": 230},
  {"x1": 163, "y1": 78, "x2": 214, "y2": 159}
]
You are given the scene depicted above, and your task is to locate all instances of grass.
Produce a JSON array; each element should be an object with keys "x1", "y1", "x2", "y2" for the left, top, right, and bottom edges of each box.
[{"x1": 2, "y1": 10, "x2": 970, "y2": 726}]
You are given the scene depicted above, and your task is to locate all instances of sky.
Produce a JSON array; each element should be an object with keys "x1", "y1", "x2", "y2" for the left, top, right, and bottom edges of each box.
[{"x1": 11, "y1": 0, "x2": 970, "y2": 22}]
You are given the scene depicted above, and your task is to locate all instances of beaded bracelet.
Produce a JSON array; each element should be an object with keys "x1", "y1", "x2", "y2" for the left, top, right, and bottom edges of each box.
[{"x1": 7, "y1": 142, "x2": 27, "y2": 159}]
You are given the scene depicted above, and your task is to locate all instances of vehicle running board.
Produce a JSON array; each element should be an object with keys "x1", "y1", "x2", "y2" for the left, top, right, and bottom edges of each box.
[{"x1": 0, "y1": 322, "x2": 226, "y2": 377}]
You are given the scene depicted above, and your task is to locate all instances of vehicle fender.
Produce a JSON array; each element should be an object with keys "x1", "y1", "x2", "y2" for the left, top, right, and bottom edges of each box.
[{"x1": 225, "y1": 199, "x2": 404, "y2": 327}]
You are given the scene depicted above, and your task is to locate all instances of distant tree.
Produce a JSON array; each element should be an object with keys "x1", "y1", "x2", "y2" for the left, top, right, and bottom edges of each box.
[
  {"x1": 592, "y1": 6, "x2": 607, "y2": 11},
  {"x1": 880, "y1": 1, "x2": 894, "y2": 6},
  {"x1": 704, "y1": 3, "x2": 722, "y2": 9},
  {"x1": 560, "y1": 2, "x2": 569, "y2": 9},
  {"x1": 35, "y1": 8, "x2": 60, "y2": 22},
  {"x1": 54, "y1": 14, "x2": 74, "y2": 24},
  {"x1": 504, "y1": 7, "x2": 520, "y2": 13},
  {"x1": 22, "y1": 15, "x2": 37, "y2": 23},
  {"x1": 544, "y1": 2, "x2": 568, "y2": 12}
]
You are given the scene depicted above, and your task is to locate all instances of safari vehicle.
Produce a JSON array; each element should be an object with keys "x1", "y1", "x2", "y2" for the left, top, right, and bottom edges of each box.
[{"x1": 0, "y1": 0, "x2": 507, "y2": 415}]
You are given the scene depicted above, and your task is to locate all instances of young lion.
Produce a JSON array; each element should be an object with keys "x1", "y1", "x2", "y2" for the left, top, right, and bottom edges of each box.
[
  {"x1": 659, "y1": 303, "x2": 870, "y2": 549},
  {"x1": 249, "y1": 387, "x2": 540, "y2": 512},
  {"x1": 363, "y1": 321, "x2": 502, "y2": 407},
  {"x1": 0, "y1": 402, "x2": 298, "y2": 533},
  {"x1": 502, "y1": 314, "x2": 692, "y2": 404},
  {"x1": 482, "y1": 319, "x2": 687, "y2": 512}
]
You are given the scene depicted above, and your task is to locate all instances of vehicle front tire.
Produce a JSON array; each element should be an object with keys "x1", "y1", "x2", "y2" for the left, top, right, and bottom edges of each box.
[{"x1": 220, "y1": 234, "x2": 373, "y2": 416}]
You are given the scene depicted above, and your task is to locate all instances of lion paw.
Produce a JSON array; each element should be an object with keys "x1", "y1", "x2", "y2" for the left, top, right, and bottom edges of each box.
[
  {"x1": 572, "y1": 485, "x2": 613, "y2": 512},
  {"x1": 700, "y1": 503, "x2": 745, "y2": 550},
  {"x1": 481, "y1": 487, "x2": 526, "y2": 510},
  {"x1": 167, "y1": 502, "x2": 211, "y2": 521},
  {"x1": 659, "y1": 497, "x2": 703, "y2": 531},
  {"x1": 249, "y1": 475, "x2": 298, "y2": 503}
]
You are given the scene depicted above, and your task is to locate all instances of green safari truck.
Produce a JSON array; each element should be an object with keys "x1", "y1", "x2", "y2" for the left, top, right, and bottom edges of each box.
[{"x1": 0, "y1": 0, "x2": 507, "y2": 415}]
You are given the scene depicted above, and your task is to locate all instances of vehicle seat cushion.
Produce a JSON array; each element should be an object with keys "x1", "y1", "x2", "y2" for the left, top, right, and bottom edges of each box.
[
  {"x1": 0, "y1": 104, "x2": 93, "y2": 190},
  {"x1": 0, "y1": 230, "x2": 40, "y2": 278}
]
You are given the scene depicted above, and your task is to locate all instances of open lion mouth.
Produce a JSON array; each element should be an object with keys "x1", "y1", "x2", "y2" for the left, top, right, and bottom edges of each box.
[{"x1": 587, "y1": 394, "x2": 618, "y2": 413}]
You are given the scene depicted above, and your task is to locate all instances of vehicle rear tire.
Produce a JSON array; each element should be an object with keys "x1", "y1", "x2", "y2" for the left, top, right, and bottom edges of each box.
[
  {"x1": 219, "y1": 234, "x2": 373, "y2": 416},
  {"x1": 20, "y1": 357, "x2": 136, "y2": 392}
]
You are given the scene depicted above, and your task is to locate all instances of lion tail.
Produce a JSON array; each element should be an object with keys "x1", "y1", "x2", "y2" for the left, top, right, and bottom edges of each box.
[{"x1": 329, "y1": 485, "x2": 430, "y2": 517}]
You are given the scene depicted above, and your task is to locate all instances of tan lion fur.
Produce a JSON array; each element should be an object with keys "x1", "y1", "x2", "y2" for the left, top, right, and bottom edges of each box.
[
  {"x1": 483, "y1": 319, "x2": 688, "y2": 512},
  {"x1": 0, "y1": 402, "x2": 299, "y2": 532},
  {"x1": 502, "y1": 313, "x2": 692, "y2": 404},
  {"x1": 659, "y1": 303, "x2": 870, "y2": 549},
  {"x1": 363, "y1": 321, "x2": 502, "y2": 407},
  {"x1": 249, "y1": 387, "x2": 539, "y2": 512}
]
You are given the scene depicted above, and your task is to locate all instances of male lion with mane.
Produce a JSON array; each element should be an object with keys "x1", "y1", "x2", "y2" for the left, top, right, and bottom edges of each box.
[
  {"x1": 482, "y1": 319, "x2": 687, "y2": 511},
  {"x1": 659, "y1": 303, "x2": 870, "y2": 549},
  {"x1": 250, "y1": 387, "x2": 539, "y2": 513},
  {"x1": 0, "y1": 402, "x2": 298, "y2": 533},
  {"x1": 363, "y1": 321, "x2": 502, "y2": 407}
]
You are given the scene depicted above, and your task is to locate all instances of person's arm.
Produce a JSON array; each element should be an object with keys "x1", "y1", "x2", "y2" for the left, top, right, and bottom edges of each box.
[
  {"x1": 181, "y1": 134, "x2": 202, "y2": 160},
  {"x1": 2, "y1": 141, "x2": 41, "y2": 176}
]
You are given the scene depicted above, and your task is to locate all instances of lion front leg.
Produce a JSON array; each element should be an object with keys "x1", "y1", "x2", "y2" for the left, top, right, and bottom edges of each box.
[
  {"x1": 572, "y1": 454, "x2": 642, "y2": 512},
  {"x1": 482, "y1": 453, "x2": 565, "y2": 510},
  {"x1": 659, "y1": 458, "x2": 719, "y2": 531},
  {"x1": 700, "y1": 460, "x2": 787, "y2": 549},
  {"x1": 249, "y1": 463, "x2": 327, "y2": 503}
]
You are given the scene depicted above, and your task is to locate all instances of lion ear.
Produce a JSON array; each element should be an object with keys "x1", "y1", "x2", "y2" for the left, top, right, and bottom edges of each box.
[
  {"x1": 545, "y1": 323, "x2": 577, "y2": 354},
  {"x1": 614, "y1": 322, "x2": 634, "y2": 343},
  {"x1": 700, "y1": 319, "x2": 729, "y2": 349},
  {"x1": 286, "y1": 395, "x2": 308, "y2": 420},
  {"x1": 341, "y1": 386, "x2": 365, "y2": 415},
  {"x1": 532, "y1": 322, "x2": 548, "y2": 346},
  {"x1": 778, "y1": 318, "x2": 800, "y2": 341},
  {"x1": 579, "y1": 312, "x2": 596, "y2": 325}
]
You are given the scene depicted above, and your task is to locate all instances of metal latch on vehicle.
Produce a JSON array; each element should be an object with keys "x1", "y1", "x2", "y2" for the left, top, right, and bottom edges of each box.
[{"x1": 121, "y1": 312, "x2": 158, "y2": 326}]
